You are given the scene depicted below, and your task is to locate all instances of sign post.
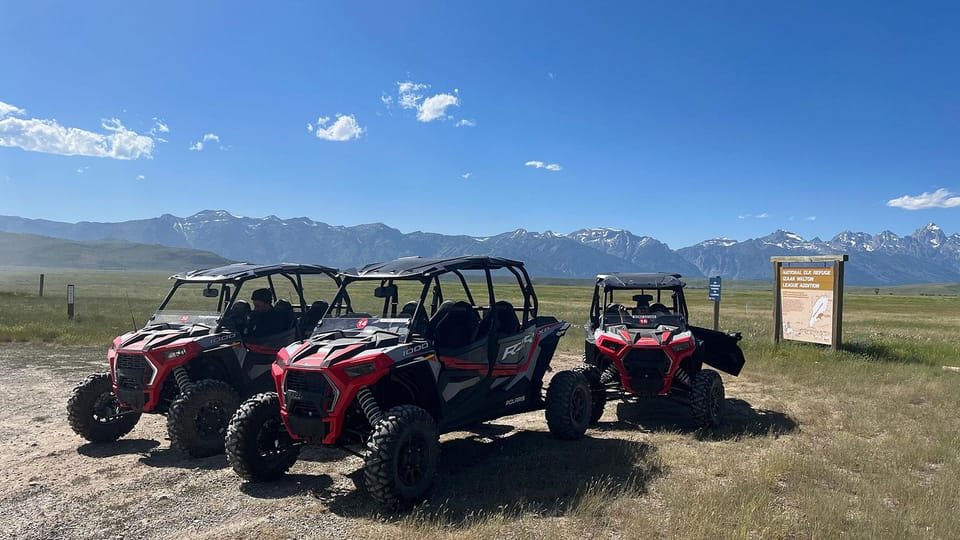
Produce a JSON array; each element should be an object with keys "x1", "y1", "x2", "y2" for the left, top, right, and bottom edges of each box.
[
  {"x1": 39, "y1": 274, "x2": 45, "y2": 297},
  {"x1": 708, "y1": 276, "x2": 721, "y2": 330},
  {"x1": 67, "y1": 284, "x2": 75, "y2": 320},
  {"x1": 771, "y1": 255, "x2": 847, "y2": 349}
]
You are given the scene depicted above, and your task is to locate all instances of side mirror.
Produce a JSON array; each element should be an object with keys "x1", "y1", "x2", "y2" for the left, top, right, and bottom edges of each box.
[
  {"x1": 202, "y1": 287, "x2": 219, "y2": 298},
  {"x1": 374, "y1": 285, "x2": 397, "y2": 299}
]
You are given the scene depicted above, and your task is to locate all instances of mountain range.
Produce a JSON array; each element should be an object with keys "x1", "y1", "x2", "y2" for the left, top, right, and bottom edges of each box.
[{"x1": 0, "y1": 210, "x2": 957, "y2": 285}]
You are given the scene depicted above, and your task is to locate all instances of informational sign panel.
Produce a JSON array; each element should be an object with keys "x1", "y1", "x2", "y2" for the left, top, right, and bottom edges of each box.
[
  {"x1": 708, "y1": 276, "x2": 721, "y2": 302},
  {"x1": 778, "y1": 265, "x2": 834, "y2": 345}
]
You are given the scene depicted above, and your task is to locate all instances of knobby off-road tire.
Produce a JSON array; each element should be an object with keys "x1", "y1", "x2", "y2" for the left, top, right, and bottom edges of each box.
[
  {"x1": 574, "y1": 363, "x2": 606, "y2": 424},
  {"x1": 545, "y1": 370, "x2": 591, "y2": 440},
  {"x1": 691, "y1": 369, "x2": 724, "y2": 428},
  {"x1": 363, "y1": 405, "x2": 440, "y2": 508},
  {"x1": 67, "y1": 372, "x2": 141, "y2": 443},
  {"x1": 226, "y1": 392, "x2": 300, "y2": 481},
  {"x1": 168, "y1": 379, "x2": 241, "y2": 458}
]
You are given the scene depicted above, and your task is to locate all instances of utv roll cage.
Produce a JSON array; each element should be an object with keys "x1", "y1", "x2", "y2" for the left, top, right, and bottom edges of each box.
[
  {"x1": 156, "y1": 263, "x2": 341, "y2": 329},
  {"x1": 589, "y1": 272, "x2": 689, "y2": 327},
  {"x1": 325, "y1": 256, "x2": 539, "y2": 343}
]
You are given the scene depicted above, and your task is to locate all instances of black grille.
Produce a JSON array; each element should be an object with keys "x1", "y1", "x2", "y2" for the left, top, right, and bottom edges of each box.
[
  {"x1": 116, "y1": 354, "x2": 147, "y2": 370},
  {"x1": 115, "y1": 353, "x2": 151, "y2": 389},
  {"x1": 285, "y1": 370, "x2": 330, "y2": 394},
  {"x1": 284, "y1": 370, "x2": 335, "y2": 414},
  {"x1": 622, "y1": 347, "x2": 671, "y2": 395}
]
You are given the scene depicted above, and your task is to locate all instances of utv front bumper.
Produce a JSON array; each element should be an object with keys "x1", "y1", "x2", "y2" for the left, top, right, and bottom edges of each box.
[
  {"x1": 112, "y1": 352, "x2": 157, "y2": 411},
  {"x1": 281, "y1": 369, "x2": 338, "y2": 442}
]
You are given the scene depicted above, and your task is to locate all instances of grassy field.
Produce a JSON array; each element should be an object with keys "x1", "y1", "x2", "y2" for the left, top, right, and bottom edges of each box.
[{"x1": 2, "y1": 267, "x2": 959, "y2": 538}]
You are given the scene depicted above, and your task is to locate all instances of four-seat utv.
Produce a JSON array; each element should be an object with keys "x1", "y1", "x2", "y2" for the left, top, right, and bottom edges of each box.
[
  {"x1": 579, "y1": 273, "x2": 746, "y2": 428},
  {"x1": 67, "y1": 263, "x2": 340, "y2": 457},
  {"x1": 225, "y1": 256, "x2": 591, "y2": 507}
]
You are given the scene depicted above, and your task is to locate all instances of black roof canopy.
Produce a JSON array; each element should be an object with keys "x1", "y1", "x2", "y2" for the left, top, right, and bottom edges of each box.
[
  {"x1": 171, "y1": 262, "x2": 339, "y2": 283},
  {"x1": 344, "y1": 256, "x2": 526, "y2": 280},
  {"x1": 596, "y1": 272, "x2": 685, "y2": 290}
]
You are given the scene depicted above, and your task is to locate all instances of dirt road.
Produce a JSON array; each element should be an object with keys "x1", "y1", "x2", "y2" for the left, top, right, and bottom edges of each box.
[{"x1": 0, "y1": 345, "x2": 794, "y2": 540}]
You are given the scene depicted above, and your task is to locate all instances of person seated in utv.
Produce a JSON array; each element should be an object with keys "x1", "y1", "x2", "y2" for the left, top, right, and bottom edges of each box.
[{"x1": 247, "y1": 288, "x2": 293, "y2": 339}]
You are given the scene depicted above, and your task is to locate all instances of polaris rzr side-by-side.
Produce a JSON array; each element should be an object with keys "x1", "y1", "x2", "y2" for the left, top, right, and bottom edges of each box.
[
  {"x1": 580, "y1": 273, "x2": 746, "y2": 428},
  {"x1": 67, "y1": 263, "x2": 340, "y2": 457},
  {"x1": 225, "y1": 256, "x2": 589, "y2": 507}
]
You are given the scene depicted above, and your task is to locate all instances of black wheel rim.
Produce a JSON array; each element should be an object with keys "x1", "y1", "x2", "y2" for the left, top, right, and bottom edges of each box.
[
  {"x1": 397, "y1": 434, "x2": 427, "y2": 487},
  {"x1": 92, "y1": 393, "x2": 123, "y2": 423},
  {"x1": 256, "y1": 418, "x2": 291, "y2": 460},
  {"x1": 196, "y1": 402, "x2": 229, "y2": 437},
  {"x1": 571, "y1": 386, "x2": 589, "y2": 424}
]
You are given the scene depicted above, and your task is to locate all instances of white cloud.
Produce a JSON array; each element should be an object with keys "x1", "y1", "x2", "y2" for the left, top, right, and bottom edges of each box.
[
  {"x1": 312, "y1": 114, "x2": 364, "y2": 142},
  {"x1": 0, "y1": 102, "x2": 155, "y2": 160},
  {"x1": 380, "y1": 94, "x2": 393, "y2": 108},
  {"x1": 136, "y1": 174, "x2": 145, "y2": 181},
  {"x1": 455, "y1": 119, "x2": 476, "y2": 128},
  {"x1": 738, "y1": 213, "x2": 770, "y2": 219},
  {"x1": 306, "y1": 123, "x2": 314, "y2": 132},
  {"x1": 189, "y1": 133, "x2": 221, "y2": 151},
  {"x1": 150, "y1": 118, "x2": 169, "y2": 135},
  {"x1": 525, "y1": 160, "x2": 562, "y2": 172},
  {"x1": 397, "y1": 81, "x2": 428, "y2": 110},
  {"x1": 417, "y1": 93, "x2": 459, "y2": 122},
  {"x1": 756, "y1": 212, "x2": 769, "y2": 218},
  {"x1": 462, "y1": 172, "x2": 472, "y2": 180},
  {"x1": 805, "y1": 215, "x2": 817, "y2": 221},
  {"x1": 76, "y1": 166, "x2": 89, "y2": 174},
  {"x1": 393, "y1": 81, "x2": 462, "y2": 123},
  {"x1": 887, "y1": 188, "x2": 960, "y2": 210},
  {"x1": 0, "y1": 101, "x2": 25, "y2": 118}
]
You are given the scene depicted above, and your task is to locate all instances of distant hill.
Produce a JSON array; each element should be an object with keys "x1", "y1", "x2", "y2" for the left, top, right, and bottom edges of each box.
[
  {"x1": 0, "y1": 211, "x2": 958, "y2": 285},
  {"x1": 0, "y1": 231, "x2": 232, "y2": 271}
]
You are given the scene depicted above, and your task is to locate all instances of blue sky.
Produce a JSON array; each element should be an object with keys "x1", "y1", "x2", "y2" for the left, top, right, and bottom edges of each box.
[{"x1": 1, "y1": 1, "x2": 958, "y2": 248}]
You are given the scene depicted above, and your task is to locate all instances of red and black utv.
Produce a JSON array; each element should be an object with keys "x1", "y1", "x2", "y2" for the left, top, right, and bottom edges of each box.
[
  {"x1": 67, "y1": 263, "x2": 340, "y2": 457},
  {"x1": 226, "y1": 256, "x2": 590, "y2": 507},
  {"x1": 579, "y1": 273, "x2": 745, "y2": 428}
]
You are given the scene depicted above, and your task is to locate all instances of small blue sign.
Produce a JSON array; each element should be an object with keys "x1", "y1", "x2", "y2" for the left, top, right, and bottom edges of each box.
[{"x1": 708, "y1": 276, "x2": 722, "y2": 302}]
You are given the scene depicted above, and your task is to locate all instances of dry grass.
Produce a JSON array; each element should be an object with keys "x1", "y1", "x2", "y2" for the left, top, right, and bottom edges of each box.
[{"x1": 1, "y1": 267, "x2": 959, "y2": 538}]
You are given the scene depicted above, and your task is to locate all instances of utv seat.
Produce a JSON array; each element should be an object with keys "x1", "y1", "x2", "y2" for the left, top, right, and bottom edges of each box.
[
  {"x1": 604, "y1": 303, "x2": 628, "y2": 324},
  {"x1": 247, "y1": 300, "x2": 296, "y2": 348},
  {"x1": 274, "y1": 299, "x2": 296, "y2": 329},
  {"x1": 649, "y1": 303, "x2": 671, "y2": 314},
  {"x1": 299, "y1": 300, "x2": 328, "y2": 336},
  {"x1": 400, "y1": 301, "x2": 428, "y2": 336},
  {"x1": 427, "y1": 300, "x2": 480, "y2": 350},
  {"x1": 399, "y1": 301, "x2": 419, "y2": 318},
  {"x1": 223, "y1": 300, "x2": 251, "y2": 333},
  {"x1": 478, "y1": 301, "x2": 520, "y2": 340}
]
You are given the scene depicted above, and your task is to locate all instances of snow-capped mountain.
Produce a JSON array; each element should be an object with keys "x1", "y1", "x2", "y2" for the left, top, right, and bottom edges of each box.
[
  {"x1": 677, "y1": 223, "x2": 960, "y2": 284},
  {"x1": 0, "y1": 211, "x2": 958, "y2": 285}
]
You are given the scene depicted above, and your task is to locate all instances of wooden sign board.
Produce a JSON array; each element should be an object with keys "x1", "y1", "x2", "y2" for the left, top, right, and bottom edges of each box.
[{"x1": 772, "y1": 255, "x2": 847, "y2": 349}]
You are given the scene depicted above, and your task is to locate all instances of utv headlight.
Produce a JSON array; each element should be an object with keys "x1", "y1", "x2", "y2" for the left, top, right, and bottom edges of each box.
[
  {"x1": 343, "y1": 361, "x2": 377, "y2": 378},
  {"x1": 163, "y1": 347, "x2": 188, "y2": 360},
  {"x1": 670, "y1": 341, "x2": 692, "y2": 353}
]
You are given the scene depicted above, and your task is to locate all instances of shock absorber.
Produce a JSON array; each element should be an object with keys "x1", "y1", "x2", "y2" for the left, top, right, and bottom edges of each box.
[
  {"x1": 673, "y1": 366, "x2": 692, "y2": 388},
  {"x1": 356, "y1": 386, "x2": 383, "y2": 426},
  {"x1": 173, "y1": 366, "x2": 194, "y2": 394},
  {"x1": 600, "y1": 364, "x2": 619, "y2": 386}
]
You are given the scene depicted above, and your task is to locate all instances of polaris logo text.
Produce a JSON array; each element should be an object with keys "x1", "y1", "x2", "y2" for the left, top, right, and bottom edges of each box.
[{"x1": 505, "y1": 395, "x2": 525, "y2": 406}]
